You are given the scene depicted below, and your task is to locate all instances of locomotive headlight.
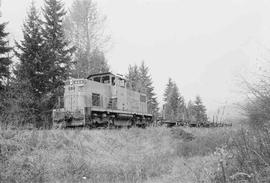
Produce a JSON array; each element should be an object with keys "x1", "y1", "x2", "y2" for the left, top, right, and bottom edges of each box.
[
  {"x1": 77, "y1": 80, "x2": 85, "y2": 87},
  {"x1": 76, "y1": 80, "x2": 86, "y2": 85}
]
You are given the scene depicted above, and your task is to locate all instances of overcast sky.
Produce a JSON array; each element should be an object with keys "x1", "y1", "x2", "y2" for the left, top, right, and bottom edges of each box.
[{"x1": 2, "y1": 0, "x2": 270, "y2": 116}]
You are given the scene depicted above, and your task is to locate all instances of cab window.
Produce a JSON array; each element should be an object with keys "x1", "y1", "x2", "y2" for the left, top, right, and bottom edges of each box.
[
  {"x1": 93, "y1": 77, "x2": 101, "y2": 83},
  {"x1": 112, "y1": 77, "x2": 115, "y2": 86},
  {"x1": 118, "y1": 78, "x2": 126, "y2": 88},
  {"x1": 102, "y1": 76, "x2": 110, "y2": 84}
]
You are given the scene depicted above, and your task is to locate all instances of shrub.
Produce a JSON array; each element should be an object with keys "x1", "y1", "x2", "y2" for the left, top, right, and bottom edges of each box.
[
  {"x1": 175, "y1": 127, "x2": 233, "y2": 157},
  {"x1": 217, "y1": 127, "x2": 270, "y2": 183}
]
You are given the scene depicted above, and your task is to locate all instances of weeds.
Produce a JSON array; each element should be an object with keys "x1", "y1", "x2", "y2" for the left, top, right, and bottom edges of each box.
[
  {"x1": 175, "y1": 127, "x2": 233, "y2": 157},
  {"x1": 0, "y1": 127, "x2": 235, "y2": 183}
]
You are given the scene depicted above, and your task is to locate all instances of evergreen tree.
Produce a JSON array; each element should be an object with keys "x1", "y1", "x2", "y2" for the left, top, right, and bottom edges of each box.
[
  {"x1": 163, "y1": 78, "x2": 173, "y2": 102},
  {"x1": 177, "y1": 92, "x2": 186, "y2": 120},
  {"x1": 166, "y1": 83, "x2": 179, "y2": 119},
  {"x1": 186, "y1": 100, "x2": 195, "y2": 121},
  {"x1": 163, "y1": 80, "x2": 186, "y2": 121},
  {"x1": 0, "y1": 22, "x2": 11, "y2": 91},
  {"x1": 126, "y1": 64, "x2": 141, "y2": 90},
  {"x1": 42, "y1": 0, "x2": 74, "y2": 110},
  {"x1": 139, "y1": 61, "x2": 159, "y2": 116},
  {"x1": 193, "y1": 95, "x2": 208, "y2": 122},
  {"x1": 14, "y1": 2, "x2": 45, "y2": 126},
  {"x1": 126, "y1": 62, "x2": 159, "y2": 116},
  {"x1": 0, "y1": 22, "x2": 12, "y2": 126},
  {"x1": 15, "y1": 2, "x2": 44, "y2": 93}
]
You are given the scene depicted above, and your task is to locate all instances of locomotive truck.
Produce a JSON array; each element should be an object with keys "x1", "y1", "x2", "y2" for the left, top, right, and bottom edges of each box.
[{"x1": 52, "y1": 72, "x2": 153, "y2": 128}]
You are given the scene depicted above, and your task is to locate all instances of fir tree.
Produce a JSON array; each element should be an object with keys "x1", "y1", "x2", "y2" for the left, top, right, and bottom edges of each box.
[
  {"x1": 167, "y1": 84, "x2": 179, "y2": 118},
  {"x1": 126, "y1": 64, "x2": 141, "y2": 90},
  {"x1": 186, "y1": 100, "x2": 195, "y2": 121},
  {"x1": 193, "y1": 95, "x2": 207, "y2": 122},
  {"x1": 177, "y1": 92, "x2": 186, "y2": 120},
  {"x1": 163, "y1": 78, "x2": 173, "y2": 102},
  {"x1": 0, "y1": 22, "x2": 12, "y2": 126},
  {"x1": 163, "y1": 80, "x2": 185, "y2": 121},
  {"x1": 0, "y1": 22, "x2": 11, "y2": 91},
  {"x1": 14, "y1": 2, "x2": 45, "y2": 126},
  {"x1": 139, "y1": 61, "x2": 159, "y2": 116},
  {"x1": 15, "y1": 2, "x2": 44, "y2": 95},
  {"x1": 42, "y1": 0, "x2": 74, "y2": 109},
  {"x1": 166, "y1": 83, "x2": 181, "y2": 120},
  {"x1": 126, "y1": 62, "x2": 159, "y2": 116}
]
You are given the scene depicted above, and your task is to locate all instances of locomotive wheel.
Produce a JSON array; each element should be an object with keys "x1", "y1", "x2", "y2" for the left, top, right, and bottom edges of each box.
[{"x1": 107, "y1": 119, "x2": 115, "y2": 129}]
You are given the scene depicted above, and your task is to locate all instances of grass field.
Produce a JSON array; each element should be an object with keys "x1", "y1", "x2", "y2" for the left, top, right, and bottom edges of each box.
[{"x1": 0, "y1": 127, "x2": 234, "y2": 183}]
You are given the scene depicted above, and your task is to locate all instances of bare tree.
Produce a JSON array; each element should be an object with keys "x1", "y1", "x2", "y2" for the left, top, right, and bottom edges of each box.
[
  {"x1": 241, "y1": 45, "x2": 270, "y2": 128},
  {"x1": 64, "y1": 0, "x2": 110, "y2": 78}
]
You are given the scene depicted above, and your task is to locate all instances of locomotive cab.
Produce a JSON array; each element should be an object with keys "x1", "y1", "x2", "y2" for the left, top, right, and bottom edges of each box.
[{"x1": 87, "y1": 72, "x2": 127, "y2": 103}]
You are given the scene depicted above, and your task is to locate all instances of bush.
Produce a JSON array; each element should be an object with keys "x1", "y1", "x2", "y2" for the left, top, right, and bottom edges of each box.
[
  {"x1": 217, "y1": 127, "x2": 270, "y2": 183},
  {"x1": 243, "y1": 98, "x2": 270, "y2": 129},
  {"x1": 175, "y1": 127, "x2": 233, "y2": 157}
]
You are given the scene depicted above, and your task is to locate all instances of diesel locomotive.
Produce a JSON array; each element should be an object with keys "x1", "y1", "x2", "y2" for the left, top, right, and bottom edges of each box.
[{"x1": 52, "y1": 72, "x2": 153, "y2": 128}]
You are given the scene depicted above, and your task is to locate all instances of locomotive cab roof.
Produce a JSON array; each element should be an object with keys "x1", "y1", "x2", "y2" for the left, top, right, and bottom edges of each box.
[
  {"x1": 87, "y1": 72, "x2": 127, "y2": 87},
  {"x1": 87, "y1": 72, "x2": 126, "y2": 81}
]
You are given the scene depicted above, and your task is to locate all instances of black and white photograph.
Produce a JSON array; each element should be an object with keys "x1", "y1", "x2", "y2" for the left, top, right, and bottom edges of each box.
[{"x1": 0, "y1": 0, "x2": 270, "y2": 182}]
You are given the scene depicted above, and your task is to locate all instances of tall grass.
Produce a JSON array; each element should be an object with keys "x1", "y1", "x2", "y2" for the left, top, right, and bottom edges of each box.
[
  {"x1": 0, "y1": 127, "x2": 233, "y2": 183},
  {"x1": 175, "y1": 127, "x2": 235, "y2": 157}
]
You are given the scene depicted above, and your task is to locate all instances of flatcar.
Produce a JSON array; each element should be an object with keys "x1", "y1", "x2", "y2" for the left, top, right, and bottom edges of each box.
[{"x1": 52, "y1": 72, "x2": 152, "y2": 128}]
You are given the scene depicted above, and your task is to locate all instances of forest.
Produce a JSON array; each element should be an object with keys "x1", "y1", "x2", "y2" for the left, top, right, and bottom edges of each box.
[
  {"x1": 1, "y1": 0, "x2": 270, "y2": 183},
  {"x1": 0, "y1": 0, "x2": 207, "y2": 129}
]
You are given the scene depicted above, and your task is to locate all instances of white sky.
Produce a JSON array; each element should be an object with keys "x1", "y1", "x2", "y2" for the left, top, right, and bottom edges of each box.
[{"x1": 2, "y1": 0, "x2": 270, "y2": 116}]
